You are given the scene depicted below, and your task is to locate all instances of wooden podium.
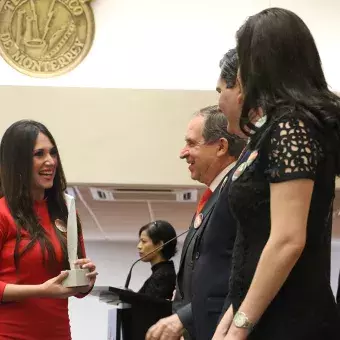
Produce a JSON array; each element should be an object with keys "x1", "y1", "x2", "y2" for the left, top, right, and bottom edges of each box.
[{"x1": 91, "y1": 286, "x2": 172, "y2": 340}]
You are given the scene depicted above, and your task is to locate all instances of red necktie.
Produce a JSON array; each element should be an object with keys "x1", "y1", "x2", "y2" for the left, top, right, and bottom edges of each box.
[{"x1": 196, "y1": 188, "x2": 213, "y2": 215}]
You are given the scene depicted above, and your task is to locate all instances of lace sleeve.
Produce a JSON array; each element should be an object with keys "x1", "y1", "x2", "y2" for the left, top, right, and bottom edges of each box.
[{"x1": 264, "y1": 117, "x2": 323, "y2": 183}]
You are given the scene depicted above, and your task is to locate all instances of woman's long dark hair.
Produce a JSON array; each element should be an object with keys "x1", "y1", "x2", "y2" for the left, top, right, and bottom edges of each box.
[
  {"x1": 0, "y1": 120, "x2": 84, "y2": 269},
  {"x1": 236, "y1": 7, "x2": 340, "y2": 174}
]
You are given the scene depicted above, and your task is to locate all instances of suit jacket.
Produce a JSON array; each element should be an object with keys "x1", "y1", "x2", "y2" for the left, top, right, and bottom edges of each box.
[
  {"x1": 173, "y1": 164, "x2": 238, "y2": 340},
  {"x1": 173, "y1": 186, "x2": 221, "y2": 337},
  {"x1": 190, "y1": 173, "x2": 237, "y2": 340}
]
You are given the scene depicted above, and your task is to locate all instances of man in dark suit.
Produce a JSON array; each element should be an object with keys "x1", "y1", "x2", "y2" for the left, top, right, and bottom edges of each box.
[{"x1": 146, "y1": 49, "x2": 245, "y2": 340}]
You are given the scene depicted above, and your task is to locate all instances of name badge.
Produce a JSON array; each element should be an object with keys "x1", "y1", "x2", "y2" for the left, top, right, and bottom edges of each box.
[
  {"x1": 194, "y1": 213, "x2": 203, "y2": 229},
  {"x1": 55, "y1": 219, "x2": 67, "y2": 233}
]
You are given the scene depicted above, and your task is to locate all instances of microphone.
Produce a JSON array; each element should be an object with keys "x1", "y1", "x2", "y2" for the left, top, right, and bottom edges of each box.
[{"x1": 124, "y1": 229, "x2": 189, "y2": 289}]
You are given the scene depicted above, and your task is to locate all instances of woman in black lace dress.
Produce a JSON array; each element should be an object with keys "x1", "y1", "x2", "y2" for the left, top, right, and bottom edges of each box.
[
  {"x1": 213, "y1": 7, "x2": 340, "y2": 340},
  {"x1": 137, "y1": 220, "x2": 177, "y2": 300}
]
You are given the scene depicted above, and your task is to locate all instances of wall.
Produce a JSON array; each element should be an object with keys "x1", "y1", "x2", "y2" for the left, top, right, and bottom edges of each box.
[
  {"x1": 0, "y1": 0, "x2": 268, "y2": 90},
  {"x1": 0, "y1": 0, "x2": 339, "y2": 186},
  {"x1": 69, "y1": 240, "x2": 340, "y2": 340},
  {"x1": 0, "y1": 85, "x2": 217, "y2": 185},
  {"x1": 1, "y1": 0, "x2": 339, "y2": 91}
]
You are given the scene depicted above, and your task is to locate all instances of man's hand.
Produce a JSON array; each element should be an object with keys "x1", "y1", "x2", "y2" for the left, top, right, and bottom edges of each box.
[{"x1": 146, "y1": 314, "x2": 184, "y2": 340}]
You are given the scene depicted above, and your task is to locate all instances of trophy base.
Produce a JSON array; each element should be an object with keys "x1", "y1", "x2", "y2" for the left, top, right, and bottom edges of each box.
[{"x1": 62, "y1": 268, "x2": 90, "y2": 288}]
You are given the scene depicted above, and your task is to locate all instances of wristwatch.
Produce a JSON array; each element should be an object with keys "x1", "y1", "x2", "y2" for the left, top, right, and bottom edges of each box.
[{"x1": 233, "y1": 311, "x2": 254, "y2": 332}]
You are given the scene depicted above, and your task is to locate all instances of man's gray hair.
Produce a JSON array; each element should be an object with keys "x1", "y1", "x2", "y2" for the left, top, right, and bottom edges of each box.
[
  {"x1": 219, "y1": 48, "x2": 238, "y2": 88},
  {"x1": 194, "y1": 105, "x2": 245, "y2": 158}
]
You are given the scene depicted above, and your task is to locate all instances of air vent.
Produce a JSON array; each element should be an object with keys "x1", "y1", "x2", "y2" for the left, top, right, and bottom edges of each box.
[
  {"x1": 112, "y1": 189, "x2": 176, "y2": 201},
  {"x1": 90, "y1": 187, "x2": 115, "y2": 201},
  {"x1": 114, "y1": 188, "x2": 172, "y2": 193},
  {"x1": 175, "y1": 190, "x2": 198, "y2": 202},
  {"x1": 88, "y1": 187, "x2": 199, "y2": 202}
]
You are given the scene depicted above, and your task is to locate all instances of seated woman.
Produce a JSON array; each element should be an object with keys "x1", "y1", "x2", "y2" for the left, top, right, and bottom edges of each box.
[{"x1": 137, "y1": 220, "x2": 177, "y2": 300}]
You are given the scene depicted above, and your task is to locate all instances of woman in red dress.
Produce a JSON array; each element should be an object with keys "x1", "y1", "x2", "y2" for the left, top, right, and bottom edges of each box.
[{"x1": 0, "y1": 120, "x2": 98, "y2": 339}]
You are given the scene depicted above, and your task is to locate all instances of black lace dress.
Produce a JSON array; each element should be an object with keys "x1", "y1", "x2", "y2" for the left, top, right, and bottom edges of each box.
[
  {"x1": 228, "y1": 115, "x2": 340, "y2": 339},
  {"x1": 138, "y1": 260, "x2": 176, "y2": 300}
]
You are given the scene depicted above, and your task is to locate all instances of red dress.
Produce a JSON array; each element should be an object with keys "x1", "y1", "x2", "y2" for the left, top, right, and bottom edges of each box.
[{"x1": 0, "y1": 198, "x2": 87, "y2": 340}]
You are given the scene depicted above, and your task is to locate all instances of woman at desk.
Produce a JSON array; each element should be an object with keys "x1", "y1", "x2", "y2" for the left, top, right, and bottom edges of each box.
[{"x1": 137, "y1": 220, "x2": 177, "y2": 300}]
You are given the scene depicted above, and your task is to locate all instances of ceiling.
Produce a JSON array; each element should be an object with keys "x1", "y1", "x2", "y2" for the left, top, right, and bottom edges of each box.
[
  {"x1": 69, "y1": 184, "x2": 340, "y2": 242},
  {"x1": 71, "y1": 184, "x2": 204, "y2": 242}
]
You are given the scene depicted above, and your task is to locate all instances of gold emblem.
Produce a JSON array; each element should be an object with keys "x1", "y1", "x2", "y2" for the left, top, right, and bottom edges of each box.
[{"x1": 0, "y1": 0, "x2": 95, "y2": 77}]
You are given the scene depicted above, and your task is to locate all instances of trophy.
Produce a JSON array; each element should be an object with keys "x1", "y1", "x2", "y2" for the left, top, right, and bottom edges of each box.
[{"x1": 61, "y1": 194, "x2": 90, "y2": 287}]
